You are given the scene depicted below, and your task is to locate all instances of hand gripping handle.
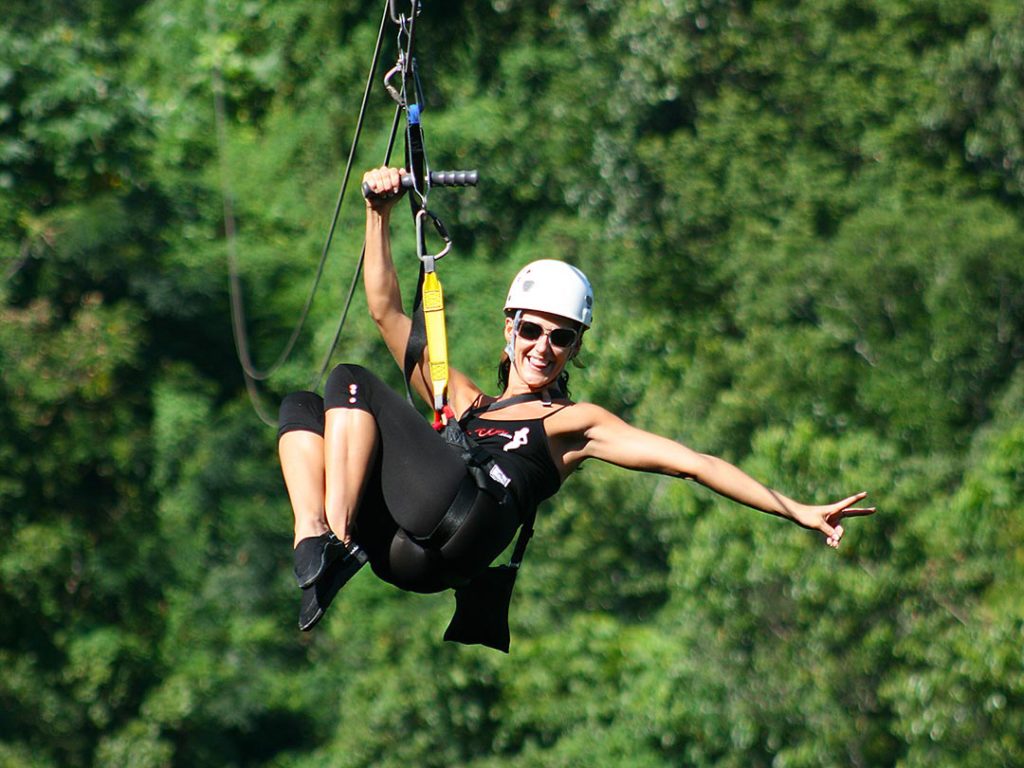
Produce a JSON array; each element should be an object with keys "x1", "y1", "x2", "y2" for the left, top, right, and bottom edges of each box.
[{"x1": 362, "y1": 170, "x2": 479, "y2": 199}]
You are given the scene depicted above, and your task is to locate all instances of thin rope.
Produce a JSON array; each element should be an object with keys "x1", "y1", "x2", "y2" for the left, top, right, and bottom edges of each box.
[
  {"x1": 207, "y1": 0, "x2": 277, "y2": 425},
  {"x1": 211, "y1": 0, "x2": 391, "y2": 384},
  {"x1": 312, "y1": 103, "x2": 404, "y2": 390},
  {"x1": 312, "y1": 4, "x2": 421, "y2": 389}
]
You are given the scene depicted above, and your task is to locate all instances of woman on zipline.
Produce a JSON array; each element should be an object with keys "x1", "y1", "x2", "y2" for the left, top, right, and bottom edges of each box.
[{"x1": 277, "y1": 165, "x2": 875, "y2": 634}]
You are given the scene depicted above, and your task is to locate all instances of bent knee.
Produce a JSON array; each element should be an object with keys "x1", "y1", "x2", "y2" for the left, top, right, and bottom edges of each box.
[
  {"x1": 278, "y1": 391, "x2": 325, "y2": 439},
  {"x1": 324, "y1": 363, "x2": 384, "y2": 410}
]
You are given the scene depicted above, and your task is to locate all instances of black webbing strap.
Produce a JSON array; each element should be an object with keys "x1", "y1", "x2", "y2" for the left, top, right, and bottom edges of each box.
[
  {"x1": 471, "y1": 391, "x2": 564, "y2": 413},
  {"x1": 402, "y1": 264, "x2": 427, "y2": 404},
  {"x1": 417, "y1": 471, "x2": 478, "y2": 549},
  {"x1": 398, "y1": 38, "x2": 436, "y2": 406},
  {"x1": 412, "y1": 416, "x2": 506, "y2": 549},
  {"x1": 405, "y1": 102, "x2": 427, "y2": 206},
  {"x1": 507, "y1": 504, "x2": 535, "y2": 570}
]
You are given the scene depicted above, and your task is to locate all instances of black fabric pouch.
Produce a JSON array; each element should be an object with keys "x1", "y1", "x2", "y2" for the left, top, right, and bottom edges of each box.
[{"x1": 443, "y1": 565, "x2": 518, "y2": 653}]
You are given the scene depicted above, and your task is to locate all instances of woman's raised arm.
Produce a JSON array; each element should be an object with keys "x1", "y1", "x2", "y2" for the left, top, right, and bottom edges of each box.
[
  {"x1": 360, "y1": 166, "x2": 482, "y2": 415},
  {"x1": 362, "y1": 167, "x2": 415, "y2": 369}
]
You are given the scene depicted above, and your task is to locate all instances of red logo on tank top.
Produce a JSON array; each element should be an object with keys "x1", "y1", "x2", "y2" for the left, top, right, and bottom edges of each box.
[{"x1": 473, "y1": 427, "x2": 512, "y2": 440}]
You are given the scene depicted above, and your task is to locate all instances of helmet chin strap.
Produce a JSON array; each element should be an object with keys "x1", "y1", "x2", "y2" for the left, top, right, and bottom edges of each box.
[{"x1": 503, "y1": 310, "x2": 521, "y2": 361}]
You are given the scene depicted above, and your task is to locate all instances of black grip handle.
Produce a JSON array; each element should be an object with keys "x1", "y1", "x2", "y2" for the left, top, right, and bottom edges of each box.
[
  {"x1": 420, "y1": 170, "x2": 478, "y2": 187},
  {"x1": 362, "y1": 170, "x2": 479, "y2": 199}
]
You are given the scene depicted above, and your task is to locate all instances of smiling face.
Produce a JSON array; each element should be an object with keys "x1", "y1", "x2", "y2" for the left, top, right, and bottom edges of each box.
[{"x1": 503, "y1": 310, "x2": 582, "y2": 392}]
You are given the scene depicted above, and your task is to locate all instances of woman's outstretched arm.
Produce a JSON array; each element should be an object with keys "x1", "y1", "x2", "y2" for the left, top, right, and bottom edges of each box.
[{"x1": 561, "y1": 403, "x2": 875, "y2": 547}]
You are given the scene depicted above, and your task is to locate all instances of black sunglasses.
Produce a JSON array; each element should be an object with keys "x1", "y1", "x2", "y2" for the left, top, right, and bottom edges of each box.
[{"x1": 517, "y1": 319, "x2": 578, "y2": 349}]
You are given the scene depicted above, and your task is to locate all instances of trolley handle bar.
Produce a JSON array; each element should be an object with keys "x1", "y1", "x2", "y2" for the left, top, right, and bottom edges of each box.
[{"x1": 362, "y1": 170, "x2": 478, "y2": 199}]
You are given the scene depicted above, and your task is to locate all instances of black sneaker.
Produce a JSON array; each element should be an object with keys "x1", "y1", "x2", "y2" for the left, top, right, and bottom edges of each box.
[
  {"x1": 298, "y1": 542, "x2": 368, "y2": 632},
  {"x1": 293, "y1": 532, "x2": 346, "y2": 589}
]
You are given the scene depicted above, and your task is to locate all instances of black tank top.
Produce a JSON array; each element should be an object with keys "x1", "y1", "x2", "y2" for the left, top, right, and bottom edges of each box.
[{"x1": 458, "y1": 399, "x2": 563, "y2": 518}]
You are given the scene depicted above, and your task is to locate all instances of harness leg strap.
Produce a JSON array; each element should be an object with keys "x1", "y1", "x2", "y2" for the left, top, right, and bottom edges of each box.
[{"x1": 415, "y1": 473, "x2": 480, "y2": 550}]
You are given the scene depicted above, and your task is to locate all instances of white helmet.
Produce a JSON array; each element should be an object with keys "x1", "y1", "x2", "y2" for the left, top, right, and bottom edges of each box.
[{"x1": 504, "y1": 259, "x2": 594, "y2": 327}]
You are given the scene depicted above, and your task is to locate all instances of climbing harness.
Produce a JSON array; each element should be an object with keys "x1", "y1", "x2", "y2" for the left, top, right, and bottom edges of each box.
[
  {"x1": 439, "y1": 392, "x2": 562, "y2": 652},
  {"x1": 428, "y1": 392, "x2": 556, "y2": 549}
]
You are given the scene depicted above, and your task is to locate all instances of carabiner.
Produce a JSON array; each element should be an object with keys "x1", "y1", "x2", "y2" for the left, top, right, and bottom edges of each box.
[
  {"x1": 389, "y1": 0, "x2": 420, "y2": 26},
  {"x1": 383, "y1": 53, "x2": 406, "y2": 106},
  {"x1": 415, "y1": 208, "x2": 451, "y2": 271}
]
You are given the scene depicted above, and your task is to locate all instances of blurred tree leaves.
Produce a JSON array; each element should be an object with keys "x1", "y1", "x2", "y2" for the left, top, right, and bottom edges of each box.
[{"x1": 3, "y1": 1, "x2": 1024, "y2": 766}]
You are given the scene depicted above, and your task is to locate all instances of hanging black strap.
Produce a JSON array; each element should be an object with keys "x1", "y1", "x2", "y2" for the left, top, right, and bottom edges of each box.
[
  {"x1": 507, "y1": 502, "x2": 535, "y2": 569},
  {"x1": 392, "y1": 11, "x2": 429, "y2": 406},
  {"x1": 402, "y1": 264, "x2": 428, "y2": 404}
]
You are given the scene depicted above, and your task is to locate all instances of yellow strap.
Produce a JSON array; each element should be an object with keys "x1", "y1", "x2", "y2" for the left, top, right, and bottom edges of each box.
[{"x1": 421, "y1": 270, "x2": 449, "y2": 414}]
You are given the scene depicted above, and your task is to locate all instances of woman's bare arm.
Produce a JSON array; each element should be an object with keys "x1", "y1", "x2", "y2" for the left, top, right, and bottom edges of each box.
[
  {"x1": 361, "y1": 167, "x2": 482, "y2": 415},
  {"x1": 563, "y1": 403, "x2": 875, "y2": 547}
]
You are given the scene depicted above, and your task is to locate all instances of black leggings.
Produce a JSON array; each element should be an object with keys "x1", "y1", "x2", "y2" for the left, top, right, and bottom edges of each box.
[{"x1": 278, "y1": 364, "x2": 521, "y2": 593}]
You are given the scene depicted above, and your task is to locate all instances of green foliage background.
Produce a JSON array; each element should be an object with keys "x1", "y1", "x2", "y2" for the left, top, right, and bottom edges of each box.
[{"x1": 2, "y1": 1, "x2": 1023, "y2": 766}]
